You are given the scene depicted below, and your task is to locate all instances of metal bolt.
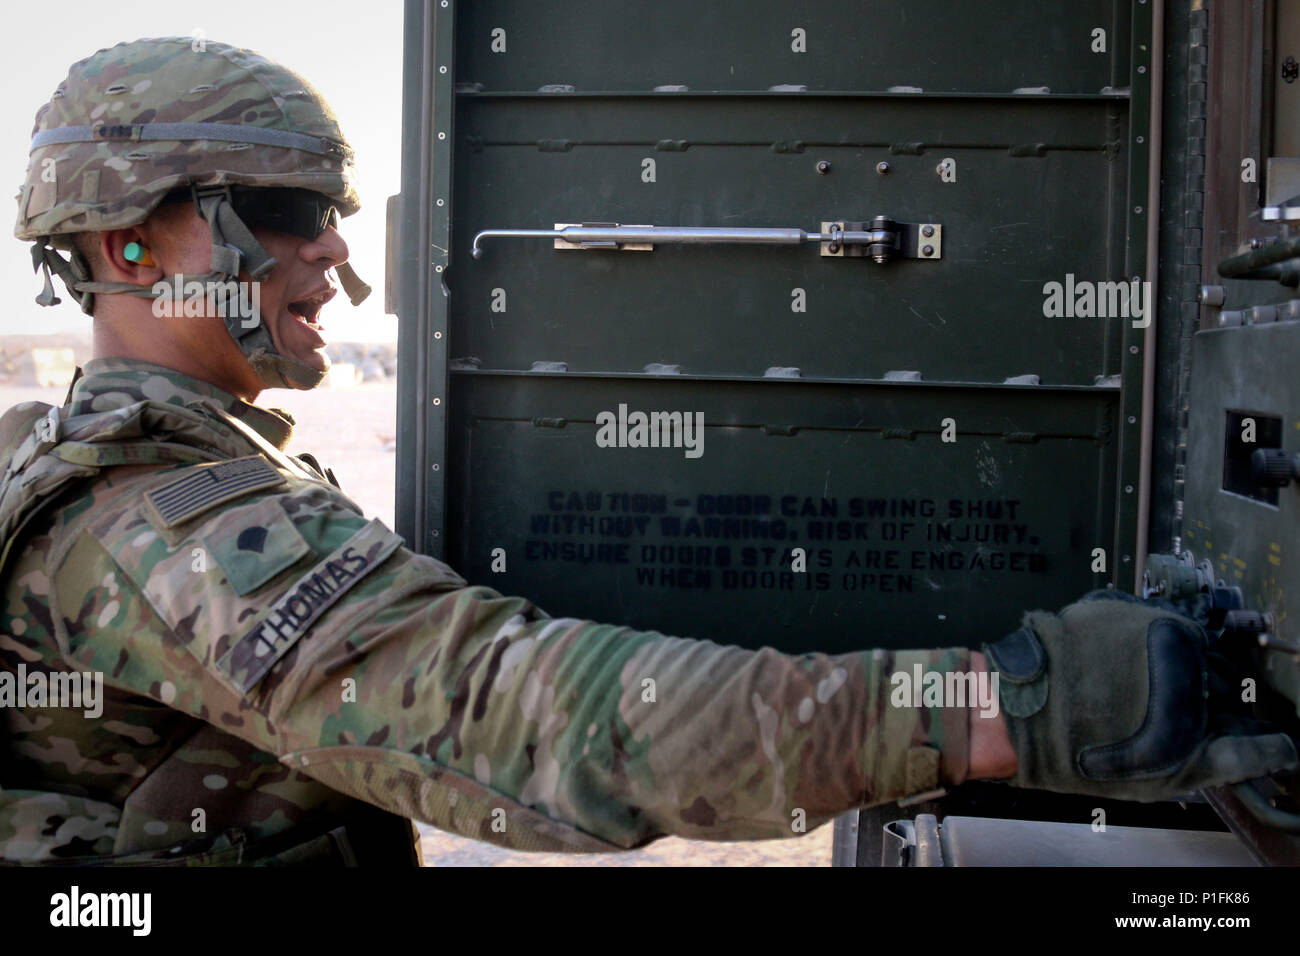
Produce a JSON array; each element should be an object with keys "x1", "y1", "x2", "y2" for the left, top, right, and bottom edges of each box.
[
  {"x1": 436, "y1": 198, "x2": 445, "y2": 206},
  {"x1": 1125, "y1": 485, "x2": 1134, "y2": 493},
  {"x1": 1129, "y1": 345, "x2": 1139, "y2": 354},
  {"x1": 921, "y1": 225, "x2": 934, "y2": 237},
  {"x1": 434, "y1": 330, "x2": 443, "y2": 339},
  {"x1": 1134, "y1": 206, "x2": 1143, "y2": 214},
  {"x1": 876, "y1": 161, "x2": 890, "y2": 175},
  {"x1": 1138, "y1": 65, "x2": 1147, "y2": 74},
  {"x1": 432, "y1": 463, "x2": 440, "y2": 471},
  {"x1": 1251, "y1": 238, "x2": 1264, "y2": 249},
  {"x1": 1136, "y1": 135, "x2": 1145, "y2": 144},
  {"x1": 826, "y1": 222, "x2": 843, "y2": 253},
  {"x1": 433, "y1": 397, "x2": 441, "y2": 405},
  {"x1": 435, "y1": 265, "x2": 443, "y2": 272},
  {"x1": 816, "y1": 160, "x2": 831, "y2": 174},
  {"x1": 922, "y1": 245, "x2": 934, "y2": 256},
  {"x1": 438, "y1": 132, "x2": 446, "y2": 140}
]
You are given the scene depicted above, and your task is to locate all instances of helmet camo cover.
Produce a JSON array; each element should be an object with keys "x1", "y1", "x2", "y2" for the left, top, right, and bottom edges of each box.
[{"x1": 16, "y1": 35, "x2": 360, "y2": 246}]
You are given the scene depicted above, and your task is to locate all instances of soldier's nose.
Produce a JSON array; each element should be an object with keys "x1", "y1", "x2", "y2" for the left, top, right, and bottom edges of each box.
[{"x1": 303, "y1": 225, "x2": 349, "y2": 270}]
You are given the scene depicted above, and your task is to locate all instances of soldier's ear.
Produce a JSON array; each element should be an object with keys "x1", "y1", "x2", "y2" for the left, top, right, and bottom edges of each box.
[{"x1": 100, "y1": 228, "x2": 163, "y2": 285}]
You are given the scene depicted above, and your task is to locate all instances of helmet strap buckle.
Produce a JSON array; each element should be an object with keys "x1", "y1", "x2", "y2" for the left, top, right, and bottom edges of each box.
[{"x1": 188, "y1": 183, "x2": 235, "y2": 222}]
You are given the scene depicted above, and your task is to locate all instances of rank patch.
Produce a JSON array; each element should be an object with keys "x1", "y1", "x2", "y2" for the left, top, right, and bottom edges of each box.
[
  {"x1": 144, "y1": 456, "x2": 285, "y2": 528},
  {"x1": 204, "y1": 497, "x2": 311, "y2": 596},
  {"x1": 218, "y1": 520, "x2": 403, "y2": 693}
]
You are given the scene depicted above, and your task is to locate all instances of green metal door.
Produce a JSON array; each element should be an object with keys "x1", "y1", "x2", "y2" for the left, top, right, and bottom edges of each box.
[{"x1": 391, "y1": 0, "x2": 1154, "y2": 655}]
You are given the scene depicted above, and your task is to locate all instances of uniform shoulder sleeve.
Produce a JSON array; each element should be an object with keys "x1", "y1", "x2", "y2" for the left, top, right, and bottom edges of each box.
[
  {"x1": 53, "y1": 457, "x2": 971, "y2": 852},
  {"x1": 58, "y1": 457, "x2": 463, "y2": 696}
]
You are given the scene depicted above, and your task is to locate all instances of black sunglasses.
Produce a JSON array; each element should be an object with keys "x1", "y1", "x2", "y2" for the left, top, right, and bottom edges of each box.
[{"x1": 161, "y1": 185, "x2": 340, "y2": 241}]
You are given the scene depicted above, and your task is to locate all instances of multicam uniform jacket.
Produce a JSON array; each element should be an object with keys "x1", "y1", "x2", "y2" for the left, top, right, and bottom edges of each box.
[{"x1": 0, "y1": 357, "x2": 971, "y2": 864}]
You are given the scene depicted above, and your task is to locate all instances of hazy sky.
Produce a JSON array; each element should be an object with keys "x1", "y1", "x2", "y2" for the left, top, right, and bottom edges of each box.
[{"x1": 2, "y1": 0, "x2": 404, "y2": 342}]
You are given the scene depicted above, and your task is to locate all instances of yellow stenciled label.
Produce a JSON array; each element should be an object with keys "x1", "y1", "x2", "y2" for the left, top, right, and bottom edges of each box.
[{"x1": 1269, "y1": 555, "x2": 1282, "y2": 566}]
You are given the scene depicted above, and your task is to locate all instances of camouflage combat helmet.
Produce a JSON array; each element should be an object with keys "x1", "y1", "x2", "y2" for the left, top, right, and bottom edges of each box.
[{"x1": 15, "y1": 36, "x2": 371, "y2": 390}]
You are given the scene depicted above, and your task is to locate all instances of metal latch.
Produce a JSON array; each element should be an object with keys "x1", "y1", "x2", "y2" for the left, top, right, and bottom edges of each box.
[
  {"x1": 471, "y1": 218, "x2": 943, "y2": 262},
  {"x1": 820, "y1": 217, "x2": 941, "y2": 262},
  {"x1": 553, "y1": 221, "x2": 654, "y2": 253}
]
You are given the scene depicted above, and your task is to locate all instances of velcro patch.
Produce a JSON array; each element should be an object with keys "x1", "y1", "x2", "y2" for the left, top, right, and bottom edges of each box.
[
  {"x1": 203, "y1": 497, "x2": 311, "y2": 596},
  {"x1": 144, "y1": 456, "x2": 284, "y2": 528},
  {"x1": 218, "y1": 519, "x2": 402, "y2": 693}
]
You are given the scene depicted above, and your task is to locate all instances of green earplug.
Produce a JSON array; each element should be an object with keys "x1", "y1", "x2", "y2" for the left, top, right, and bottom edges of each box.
[{"x1": 123, "y1": 241, "x2": 155, "y2": 267}]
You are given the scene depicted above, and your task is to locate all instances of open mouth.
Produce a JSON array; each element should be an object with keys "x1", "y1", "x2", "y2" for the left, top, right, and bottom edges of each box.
[{"x1": 286, "y1": 286, "x2": 336, "y2": 329}]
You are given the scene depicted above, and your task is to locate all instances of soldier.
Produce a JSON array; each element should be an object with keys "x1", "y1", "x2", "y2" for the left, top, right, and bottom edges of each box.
[{"x1": 0, "y1": 37, "x2": 1293, "y2": 865}]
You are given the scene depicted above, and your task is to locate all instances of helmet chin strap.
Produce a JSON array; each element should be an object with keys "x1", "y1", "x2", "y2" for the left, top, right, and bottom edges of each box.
[{"x1": 32, "y1": 189, "x2": 370, "y2": 391}]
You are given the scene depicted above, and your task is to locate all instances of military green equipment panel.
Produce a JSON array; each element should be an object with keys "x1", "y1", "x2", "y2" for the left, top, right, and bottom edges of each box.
[
  {"x1": 392, "y1": 0, "x2": 1153, "y2": 654},
  {"x1": 1183, "y1": 323, "x2": 1300, "y2": 715}
]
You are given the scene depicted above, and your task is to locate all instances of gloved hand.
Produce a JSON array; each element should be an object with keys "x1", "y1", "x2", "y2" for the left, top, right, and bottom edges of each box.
[{"x1": 983, "y1": 590, "x2": 1298, "y2": 802}]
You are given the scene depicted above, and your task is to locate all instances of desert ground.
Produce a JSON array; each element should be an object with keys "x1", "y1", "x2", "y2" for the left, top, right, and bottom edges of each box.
[{"x1": 0, "y1": 377, "x2": 836, "y2": 866}]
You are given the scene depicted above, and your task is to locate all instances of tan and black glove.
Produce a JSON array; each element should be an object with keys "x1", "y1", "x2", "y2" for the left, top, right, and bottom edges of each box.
[{"x1": 983, "y1": 590, "x2": 1298, "y2": 802}]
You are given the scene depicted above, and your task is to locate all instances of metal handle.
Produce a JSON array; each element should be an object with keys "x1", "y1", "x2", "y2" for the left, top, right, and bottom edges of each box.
[
  {"x1": 1230, "y1": 778, "x2": 1300, "y2": 833},
  {"x1": 471, "y1": 218, "x2": 942, "y2": 263},
  {"x1": 473, "y1": 225, "x2": 815, "y2": 256}
]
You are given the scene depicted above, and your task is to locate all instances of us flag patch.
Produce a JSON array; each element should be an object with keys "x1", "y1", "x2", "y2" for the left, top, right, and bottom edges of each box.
[{"x1": 144, "y1": 456, "x2": 285, "y2": 528}]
